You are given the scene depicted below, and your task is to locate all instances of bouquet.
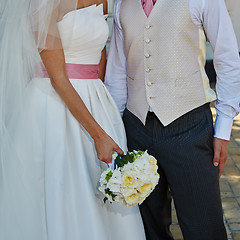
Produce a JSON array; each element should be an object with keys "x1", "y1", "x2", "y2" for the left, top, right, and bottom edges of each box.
[{"x1": 98, "y1": 150, "x2": 160, "y2": 207}]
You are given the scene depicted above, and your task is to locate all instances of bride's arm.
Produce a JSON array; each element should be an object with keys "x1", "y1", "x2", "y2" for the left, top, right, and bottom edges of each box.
[
  {"x1": 40, "y1": 49, "x2": 123, "y2": 164},
  {"x1": 98, "y1": 46, "x2": 107, "y2": 81},
  {"x1": 98, "y1": 0, "x2": 108, "y2": 81}
]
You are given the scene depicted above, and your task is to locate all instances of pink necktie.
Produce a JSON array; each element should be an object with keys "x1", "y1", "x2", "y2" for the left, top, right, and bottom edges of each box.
[{"x1": 142, "y1": 0, "x2": 156, "y2": 17}]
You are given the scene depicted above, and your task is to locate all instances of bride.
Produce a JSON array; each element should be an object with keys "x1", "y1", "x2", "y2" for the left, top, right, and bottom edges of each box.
[{"x1": 0, "y1": 0, "x2": 145, "y2": 239}]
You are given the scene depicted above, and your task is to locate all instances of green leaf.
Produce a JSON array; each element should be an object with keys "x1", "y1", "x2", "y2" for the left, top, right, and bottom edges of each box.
[
  {"x1": 105, "y1": 188, "x2": 111, "y2": 195},
  {"x1": 114, "y1": 152, "x2": 135, "y2": 168},
  {"x1": 104, "y1": 188, "x2": 117, "y2": 201},
  {"x1": 105, "y1": 171, "x2": 113, "y2": 182},
  {"x1": 113, "y1": 150, "x2": 146, "y2": 168},
  {"x1": 111, "y1": 193, "x2": 117, "y2": 200}
]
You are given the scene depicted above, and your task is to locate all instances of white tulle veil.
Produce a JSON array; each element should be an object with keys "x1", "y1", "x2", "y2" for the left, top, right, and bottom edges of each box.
[{"x1": 0, "y1": 0, "x2": 78, "y2": 239}]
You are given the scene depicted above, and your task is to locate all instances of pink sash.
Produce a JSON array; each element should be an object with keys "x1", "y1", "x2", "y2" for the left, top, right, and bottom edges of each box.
[{"x1": 42, "y1": 63, "x2": 99, "y2": 79}]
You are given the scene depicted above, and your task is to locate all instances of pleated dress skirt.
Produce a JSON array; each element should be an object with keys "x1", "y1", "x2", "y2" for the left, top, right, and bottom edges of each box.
[{"x1": 0, "y1": 78, "x2": 145, "y2": 240}]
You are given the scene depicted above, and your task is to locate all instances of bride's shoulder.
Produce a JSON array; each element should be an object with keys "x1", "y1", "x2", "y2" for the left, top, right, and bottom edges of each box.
[{"x1": 97, "y1": 0, "x2": 108, "y2": 14}]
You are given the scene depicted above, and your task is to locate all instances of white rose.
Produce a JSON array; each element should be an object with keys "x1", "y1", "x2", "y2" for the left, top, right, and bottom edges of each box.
[
  {"x1": 107, "y1": 181, "x2": 121, "y2": 193},
  {"x1": 138, "y1": 193, "x2": 150, "y2": 205},
  {"x1": 132, "y1": 159, "x2": 145, "y2": 172},
  {"x1": 149, "y1": 155, "x2": 157, "y2": 165},
  {"x1": 121, "y1": 172, "x2": 139, "y2": 189},
  {"x1": 98, "y1": 185, "x2": 106, "y2": 194},
  {"x1": 110, "y1": 169, "x2": 122, "y2": 184},
  {"x1": 100, "y1": 168, "x2": 113, "y2": 185},
  {"x1": 121, "y1": 163, "x2": 134, "y2": 172},
  {"x1": 135, "y1": 158, "x2": 150, "y2": 172},
  {"x1": 114, "y1": 195, "x2": 124, "y2": 204},
  {"x1": 121, "y1": 187, "x2": 137, "y2": 198},
  {"x1": 137, "y1": 152, "x2": 150, "y2": 162},
  {"x1": 99, "y1": 176, "x2": 107, "y2": 185},
  {"x1": 149, "y1": 156, "x2": 158, "y2": 172},
  {"x1": 106, "y1": 169, "x2": 122, "y2": 192},
  {"x1": 125, "y1": 192, "x2": 140, "y2": 207},
  {"x1": 137, "y1": 183, "x2": 153, "y2": 194},
  {"x1": 136, "y1": 172, "x2": 153, "y2": 184}
]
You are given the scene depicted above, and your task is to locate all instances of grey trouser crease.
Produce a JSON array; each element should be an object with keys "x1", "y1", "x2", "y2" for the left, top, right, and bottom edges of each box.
[{"x1": 123, "y1": 104, "x2": 227, "y2": 240}]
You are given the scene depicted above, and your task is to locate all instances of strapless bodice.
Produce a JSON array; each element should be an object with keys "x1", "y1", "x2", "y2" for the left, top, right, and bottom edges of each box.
[{"x1": 57, "y1": 4, "x2": 109, "y2": 64}]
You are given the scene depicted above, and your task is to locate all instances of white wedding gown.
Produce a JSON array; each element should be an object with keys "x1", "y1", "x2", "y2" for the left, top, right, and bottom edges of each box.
[{"x1": 0, "y1": 4, "x2": 145, "y2": 240}]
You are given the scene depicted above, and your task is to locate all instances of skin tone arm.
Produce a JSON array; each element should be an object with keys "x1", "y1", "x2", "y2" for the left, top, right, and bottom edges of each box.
[
  {"x1": 98, "y1": 46, "x2": 107, "y2": 81},
  {"x1": 213, "y1": 138, "x2": 229, "y2": 178},
  {"x1": 40, "y1": 49, "x2": 123, "y2": 165}
]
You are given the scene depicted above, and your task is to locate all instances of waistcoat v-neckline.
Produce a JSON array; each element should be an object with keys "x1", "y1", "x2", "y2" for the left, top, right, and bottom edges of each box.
[{"x1": 139, "y1": 0, "x2": 160, "y2": 19}]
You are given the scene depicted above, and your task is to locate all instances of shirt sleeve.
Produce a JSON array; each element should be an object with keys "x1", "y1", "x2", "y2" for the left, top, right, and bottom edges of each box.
[
  {"x1": 104, "y1": 0, "x2": 127, "y2": 115},
  {"x1": 191, "y1": 0, "x2": 240, "y2": 140}
]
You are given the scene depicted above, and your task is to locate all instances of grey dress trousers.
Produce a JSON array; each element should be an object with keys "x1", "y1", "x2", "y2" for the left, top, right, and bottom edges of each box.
[{"x1": 122, "y1": 104, "x2": 227, "y2": 240}]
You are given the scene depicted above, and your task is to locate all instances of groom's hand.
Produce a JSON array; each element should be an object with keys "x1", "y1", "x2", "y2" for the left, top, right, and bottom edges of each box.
[{"x1": 213, "y1": 138, "x2": 229, "y2": 178}]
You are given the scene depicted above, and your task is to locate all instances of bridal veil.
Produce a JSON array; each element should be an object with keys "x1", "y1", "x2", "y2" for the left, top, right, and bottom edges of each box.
[{"x1": 0, "y1": 0, "x2": 78, "y2": 239}]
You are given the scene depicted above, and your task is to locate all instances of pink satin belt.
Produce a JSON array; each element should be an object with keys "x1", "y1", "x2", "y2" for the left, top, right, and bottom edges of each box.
[{"x1": 42, "y1": 63, "x2": 99, "y2": 79}]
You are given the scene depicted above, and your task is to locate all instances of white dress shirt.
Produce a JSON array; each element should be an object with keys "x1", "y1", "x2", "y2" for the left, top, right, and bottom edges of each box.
[{"x1": 105, "y1": 0, "x2": 240, "y2": 141}]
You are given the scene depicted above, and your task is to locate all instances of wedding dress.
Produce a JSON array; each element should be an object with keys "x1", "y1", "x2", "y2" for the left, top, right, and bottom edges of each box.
[{"x1": 0, "y1": 4, "x2": 145, "y2": 240}]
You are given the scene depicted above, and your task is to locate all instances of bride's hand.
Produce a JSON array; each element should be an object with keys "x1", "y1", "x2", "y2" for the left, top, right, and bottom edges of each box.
[{"x1": 93, "y1": 133, "x2": 124, "y2": 165}]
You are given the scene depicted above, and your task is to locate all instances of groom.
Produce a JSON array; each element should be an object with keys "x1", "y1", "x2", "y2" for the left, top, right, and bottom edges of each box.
[{"x1": 105, "y1": 0, "x2": 240, "y2": 239}]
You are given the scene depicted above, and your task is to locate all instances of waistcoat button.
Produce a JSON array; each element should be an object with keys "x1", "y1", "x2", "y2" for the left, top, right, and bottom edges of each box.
[
  {"x1": 145, "y1": 53, "x2": 150, "y2": 58},
  {"x1": 145, "y1": 38, "x2": 151, "y2": 44},
  {"x1": 147, "y1": 81, "x2": 152, "y2": 86},
  {"x1": 145, "y1": 67, "x2": 150, "y2": 72},
  {"x1": 145, "y1": 24, "x2": 150, "y2": 29}
]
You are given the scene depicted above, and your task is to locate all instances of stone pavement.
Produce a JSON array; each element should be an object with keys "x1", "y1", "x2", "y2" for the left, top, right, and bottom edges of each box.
[{"x1": 170, "y1": 106, "x2": 240, "y2": 240}]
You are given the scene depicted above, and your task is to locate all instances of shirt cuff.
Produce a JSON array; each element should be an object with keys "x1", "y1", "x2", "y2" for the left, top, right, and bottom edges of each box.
[{"x1": 213, "y1": 115, "x2": 233, "y2": 141}]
